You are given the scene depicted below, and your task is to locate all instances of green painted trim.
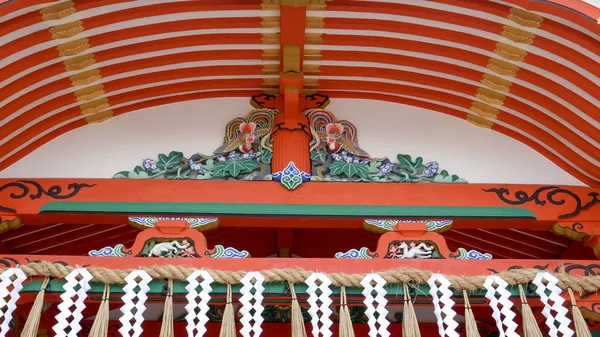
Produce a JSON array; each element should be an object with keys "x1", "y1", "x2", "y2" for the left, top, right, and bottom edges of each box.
[
  {"x1": 22, "y1": 280, "x2": 534, "y2": 303},
  {"x1": 40, "y1": 202, "x2": 536, "y2": 219}
]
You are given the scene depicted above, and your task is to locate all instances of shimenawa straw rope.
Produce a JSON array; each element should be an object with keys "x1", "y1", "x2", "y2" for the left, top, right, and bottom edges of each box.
[{"x1": 9, "y1": 261, "x2": 600, "y2": 292}]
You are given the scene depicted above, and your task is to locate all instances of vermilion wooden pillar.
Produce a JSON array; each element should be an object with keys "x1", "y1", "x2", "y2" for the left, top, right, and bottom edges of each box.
[{"x1": 271, "y1": 4, "x2": 311, "y2": 174}]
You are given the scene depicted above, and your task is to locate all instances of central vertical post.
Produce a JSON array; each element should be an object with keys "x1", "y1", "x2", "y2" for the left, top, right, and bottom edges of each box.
[{"x1": 271, "y1": 2, "x2": 311, "y2": 174}]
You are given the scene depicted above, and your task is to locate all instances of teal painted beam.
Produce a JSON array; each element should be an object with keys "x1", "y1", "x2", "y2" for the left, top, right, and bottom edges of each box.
[{"x1": 40, "y1": 202, "x2": 536, "y2": 219}]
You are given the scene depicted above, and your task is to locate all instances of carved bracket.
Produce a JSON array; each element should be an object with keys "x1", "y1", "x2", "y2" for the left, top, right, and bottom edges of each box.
[
  {"x1": 127, "y1": 216, "x2": 219, "y2": 231},
  {"x1": 363, "y1": 219, "x2": 454, "y2": 234},
  {"x1": 89, "y1": 219, "x2": 249, "y2": 258},
  {"x1": 336, "y1": 222, "x2": 491, "y2": 260}
]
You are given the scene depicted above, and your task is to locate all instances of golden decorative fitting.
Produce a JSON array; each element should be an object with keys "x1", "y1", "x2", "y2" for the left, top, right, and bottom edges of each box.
[
  {"x1": 261, "y1": 16, "x2": 280, "y2": 28},
  {"x1": 63, "y1": 54, "x2": 96, "y2": 71},
  {"x1": 283, "y1": 44, "x2": 301, "y2": 72},
  {"x1": 470, "y1": 102, "x2": 499, "y2": 119},
  {"x1": 304, "y1": 49, "x2": 321, "y2": 60},
  {"x1": 70, "y1": 69, "x2": 102, "y2": 86},
  {"x1": 306, "y1": 16, "x2": 325, "y2": 28},
  {"x1": 263, "y1": 77, "x2": 279, "y2": 86},
  {"x1": 304, "y1": 77, "x2": 319, "y2": 88},
  {"x1": 303, "y1": 64, "x2": 320, "y2": 75},
  {"x1": 75, "y1": 84, "x2": 105, "y2": 101},
  {"x1": 50, "y1": 21, "x2": 84, "y2": 39},
  {"x1": 263, "y1": 0, "x2": 331, "y2": 6},
  {"x1": 262, "y1": 64, "x2": 279, "y2": 75},
  {"x1": 305, "y1": 33, "x2": 323, "y2": 44},
  {"x1": 40, "y1": 1, "x2": 76, "y2": 20},
  {"x1": 86, "y1": 110, "x2": 113, "y2": 123},
  {"x1": 507, "y1": 8, "x2": 543, "y2": 28},
  {"x1": 476, "y1": 87, "x2": 506, "y2": 105},
  {"x1": 80, "y1": 98, "x2": 109, "y2": 115},
  {"x1": 481, "y1": 74, "x2": 512, "y2": 93},
  {"x1": 262, "y1": 33, "x2": 280, "y2": 44},
  {"x1": 262, "y1": 49, "x2": 280, "y2": 60},
  {"x1": 466, "y1": 114, "x2": 494, "y2": 129},
  {"x1": 494, "y1": 43, "x2": 527, "y2": 62},
  {"x1": 0, "y1": 217, "x2": 22, "y2": 235},
  {"x1": 487, "y1": 58, "x2": 519, "y2": 77},
  {"x1": 57, "y1": 38, "x2": 90, "y2": 56},
  {"x1": 303, "y1": 88, "x2": 319, "y2": 95},
  {"x1": 502, "y1": 26, "x2": 535, "y2": 44},
  {"x1": 551, "y1": 223, "x2": 587, "y2": 241}
]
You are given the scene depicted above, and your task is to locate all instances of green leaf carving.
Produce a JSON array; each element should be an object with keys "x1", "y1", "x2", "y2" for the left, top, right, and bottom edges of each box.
[
  {"x1": 396, "y1": 154, "x2": 424, "y2": 170},
  {"x1": 113, "y1": 171, "x2": 129, "y2": 178},
  {"x1": 260, "y1": 150, "x2": 273, "y2": 164},
  {"x1": 329, "y1": 161, "x2": 369, "y2": 179},
  {"x1": 213, "y1": 159, "x2": 259, "y2": 178},
  {"x1": 157, "y1": 151, "x2": 184, "y2": 170},
  {"x1": 310, "y1": 149, "x2": 327, "y2": 163}
]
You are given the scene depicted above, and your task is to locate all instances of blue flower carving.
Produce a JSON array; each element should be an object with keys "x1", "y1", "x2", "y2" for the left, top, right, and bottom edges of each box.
[
  {"x1": 217, "y1": 156, "x2": 226, "y2": 162},
  {"x1": 379, "y1": 163, "x2": 393, "y2": 176},
  {"x1": 424, "y1": 161, "x2": 439, "y2": 177},
  {"x1": 142, "y1": 158, "x2": 157, "y2": 171},
  {"x1": 189, "y1": 161, "x2": 204, "y2": 172}
]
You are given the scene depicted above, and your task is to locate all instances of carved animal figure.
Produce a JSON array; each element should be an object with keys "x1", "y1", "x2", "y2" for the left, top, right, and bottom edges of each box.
[
  {"x1": 214, "y1": 110, "x2": 276, "y2": 154},
  {"x1": 397, "y1": 242, "x2": 434, "y2": 259},
  {"x1": 305, "y1": 109, "x2": 369, "y2": 157},
  {"x1": 148, "y1": 240, "x2": 190, "y2": 257}
]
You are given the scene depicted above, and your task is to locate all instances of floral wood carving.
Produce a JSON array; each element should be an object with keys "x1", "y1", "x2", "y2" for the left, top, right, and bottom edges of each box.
[
  {"x1": 305, "y1": 109, "x2": 466, "y2": 183},
  {"x1": 483, "y1": 186, "x2": 600, "y2": 219},
  {"x1": 0, "y1": 180, "x2": 95, "y2": 213},
  {"x1": 113, "y1": 109, "x2": 278, "y2": 180}
]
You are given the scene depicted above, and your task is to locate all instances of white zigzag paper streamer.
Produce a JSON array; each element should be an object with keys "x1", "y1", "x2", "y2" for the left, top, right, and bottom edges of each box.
[
  {"x1": 239, "y1": 272, "x2": 265, "y2": 337},
  {"x1": 361, "y1": 274, "x2": 390, "y2": 337},
  {"x1": 119, "y1": 270, "x2": 152, "y2": 337},
  {"x1": 484, "y1": 276, "x2": 518, "y2": 337},
  {"x1": 428, "y1": 274, "x2": 459, "y2": 337},
  {"x1": 0, "y1": 268, "x2": 26, "y2": 337},
  {"x1": 305, "y1": 273, "x2": 333, "y2": 337},
  {"x1": 185, "y1": 270, "x2": 214, "y2": 337},
  {"x1": 532, "y1": 272, "x2": 574, "y2": 337},
  {"x1": 52, "y1": 268, "x2": 93, "y2": 337}
]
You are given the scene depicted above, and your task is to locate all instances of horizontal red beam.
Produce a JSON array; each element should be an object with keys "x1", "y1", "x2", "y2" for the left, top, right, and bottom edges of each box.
[{"x1": 1, "y1": 179, "x2": 599, "y2": 222}]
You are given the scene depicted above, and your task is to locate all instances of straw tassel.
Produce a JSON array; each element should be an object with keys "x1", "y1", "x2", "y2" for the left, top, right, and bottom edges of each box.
[
  {"x1": 159, "y1": 279, "x2": 174, "y2": 337},
  {"x1": 462, "y1": 290, "x2": 480, "y2": 337},
  {"x1": 220, "y1": 284, "x2": 237, "y2": 337},
  {"x1": 289, "y1": 283, "x2": 307, "y2": 337},
  {"x1": 88, "y1": 283, "x2": 111, "y2": 337},
  {"x1": 568, "y1": 288, "x2": 592, "y2": 337},
  {"x1": 519, "y1": 284, "x2": 543, "y2": 337},
  {"x1": 338, "y1": 286, "x2": 355, "y2": 337},
  {"x1": 20, "y1": 277, "x2": 50, "y2": 337},
  {"x1": 402, "y1": 283, "x2": 421, "y2": 337}
]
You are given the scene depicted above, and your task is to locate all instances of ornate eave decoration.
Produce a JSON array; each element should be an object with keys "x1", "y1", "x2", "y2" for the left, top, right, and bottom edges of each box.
[
  {"x1": 305, "y1": 109, "x2": 466, "y2": 183},
  {"x1": 113, "y1": 109, "x2": 278, "y2": 181}
]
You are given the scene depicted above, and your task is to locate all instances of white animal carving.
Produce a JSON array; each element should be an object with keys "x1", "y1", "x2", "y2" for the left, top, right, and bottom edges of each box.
[
  {"x1": 148, "y1": 240, "x2": 190, "y2": 257},
  {"x1": 397, "y1": 242, "x2": 434, "y2": 259}
]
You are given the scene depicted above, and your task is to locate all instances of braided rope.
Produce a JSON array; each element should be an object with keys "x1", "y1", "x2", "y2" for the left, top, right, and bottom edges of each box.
[{"x1": 8, "y1": 261, "x2": 600, "y2": 292}]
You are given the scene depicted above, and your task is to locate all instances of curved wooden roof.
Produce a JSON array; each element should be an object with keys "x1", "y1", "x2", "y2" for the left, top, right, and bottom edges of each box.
[{"x1": 1, "y1": 0, "x2": 600, "y2": 185}]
